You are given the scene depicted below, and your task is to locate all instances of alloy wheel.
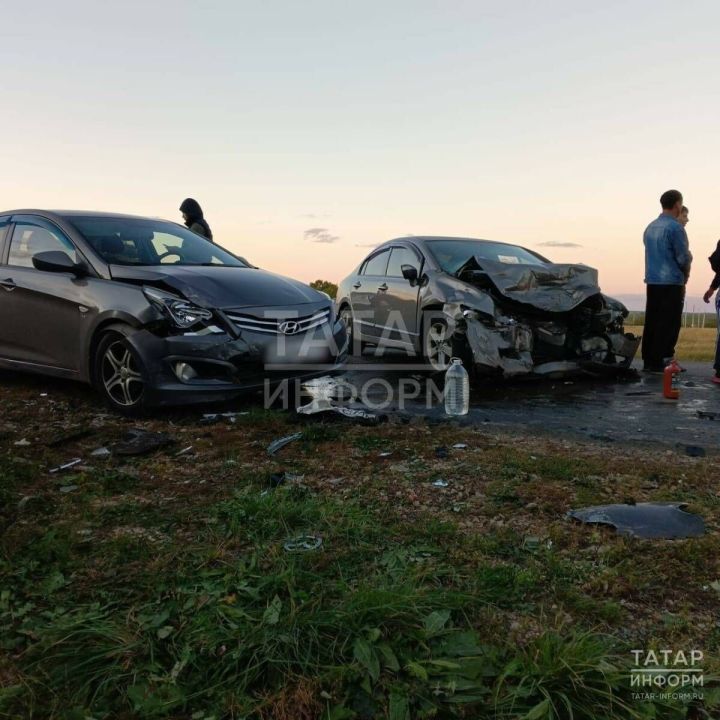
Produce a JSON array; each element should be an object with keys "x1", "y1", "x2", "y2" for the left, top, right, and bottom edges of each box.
[
  {"x1": 425, "y1": 321, "x2": 452, "y2": 371},
  {"x1": 101, "y1": 340, "x2": 144, "y2": 407}
]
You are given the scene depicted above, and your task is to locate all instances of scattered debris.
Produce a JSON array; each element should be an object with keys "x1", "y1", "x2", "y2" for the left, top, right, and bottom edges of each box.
[
  {"x1": 625, "y1": 391, "x2": 651, "y2": 396},
  {"x1": 59, "y1": 484, "x2": 79, "y2": 493},
  {"x1": 432, "y1": 478, "x2": 449, "y2": 488},
  {"x1": 49, "y1": 458, "x2": 83, "y2": 474},
  {"x1": 435, "y1": 446, "x2": 449, "y2": 459},
  {"x1": 452, "y1": 443, "x2": 468, "y2": 449},
  {"x1": 14, "y1": 438, "x2": 31, "y2": 447},
  {"x1": 175, "y1": 446, "x2": 194, "y2": 457},
  {"x1": 90, "y1": 447, "x2": 111, "y2": 458},
  {"x1": 113, "y1": 429, "x2": 175, "y2": 456},
  {"x1": 201, "y1": 411, "x2": 249, "y2": 423},
  {"x1": 296, "y1": 400, "x2": 383, "y2": 425},
  {"x1": 268, "y1": 471, "x2": 306, "y2": 489},
  {"x1": 697, "y1": 411, "x2": 716, "y2": 421},
  {"x1": 567, "y1": 502, "x2": 705, "y2": 539},
  {"x1": 378, "y1": 451, "x2": 392, "y2": 458},
  {"x1": 46, "y1": 427, "x2": 94, "y2": 447},
  {"x1": 283, "y1": 534, "x2": 323, "y2": 552},
  {"x1": 267, "y1": 432, "x2": 303, "y2": 456},
  {"x1": 685, "y1": 446, "x2": 706, "y2": 458}
]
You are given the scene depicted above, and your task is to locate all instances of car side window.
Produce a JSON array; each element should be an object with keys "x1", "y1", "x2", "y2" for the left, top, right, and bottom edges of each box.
[
  {"x1": 361, "y1": 250, "x2": 390, "y2": 276},
  {"x1": 0, "y1": 218, "x2": 9, "y2": 260},
  {"x1": 8, "y1": 222, "x2": 78, "y2": 268},
  {"x1": 386, "y1": 246, "x2": 421, "y2": 277}
]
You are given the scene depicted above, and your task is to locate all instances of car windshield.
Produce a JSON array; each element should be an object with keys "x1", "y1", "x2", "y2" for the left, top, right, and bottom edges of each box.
[
  {"x1": 63, "y1": 216, "x2": 246, "y2": 267},
  {"x1": 426, "y1": 239, "x2": 548, "y2": 274}
]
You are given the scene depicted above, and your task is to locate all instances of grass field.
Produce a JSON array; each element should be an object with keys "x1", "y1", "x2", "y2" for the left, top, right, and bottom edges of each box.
[
  {"x1": 627, "y1": 325, "x2": 717, "y2": 362},
  {"x1": 1, "y1": 376, "x2": 719, "y2": 719}
]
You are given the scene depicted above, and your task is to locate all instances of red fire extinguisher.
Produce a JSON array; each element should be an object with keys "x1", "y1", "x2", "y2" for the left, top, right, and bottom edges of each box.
[{"x1": 663, "y1": 359, "x2": 681, "y2": 400}]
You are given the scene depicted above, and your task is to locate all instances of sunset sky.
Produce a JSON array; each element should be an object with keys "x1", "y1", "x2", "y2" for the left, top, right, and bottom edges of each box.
[{"x1": 2, "y1": 0, "x2": 719, "y2": 305}]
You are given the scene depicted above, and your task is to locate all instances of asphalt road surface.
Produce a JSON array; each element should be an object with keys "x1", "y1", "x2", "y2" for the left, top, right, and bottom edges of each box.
[{"x1": 338, "y1": 353, "x2": 720, "y2": 453}]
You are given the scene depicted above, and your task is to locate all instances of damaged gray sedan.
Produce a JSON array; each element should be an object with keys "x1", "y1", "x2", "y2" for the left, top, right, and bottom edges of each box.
[
  {"x1": 336, "y1": 236, "x2": 639, "y2": 376},
  {"x1": 0, "y1": 210, "x2": 347, "y2": 413}
]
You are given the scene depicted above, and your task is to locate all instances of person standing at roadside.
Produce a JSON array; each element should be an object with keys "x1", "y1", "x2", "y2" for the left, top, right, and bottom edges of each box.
[
  {"x1": 179, "y1": 198, "x2": 213, "y2": 242},
  {"x1": 641, "y1": 190, "x2": 692, "y2": 372},
  {"x1": 702, "y1": 240, "x2": 720, "y2": 384}
]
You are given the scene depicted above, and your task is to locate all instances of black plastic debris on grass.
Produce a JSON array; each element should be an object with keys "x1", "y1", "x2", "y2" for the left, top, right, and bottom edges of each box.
[
  {"x1": 267, "y1": 432, "x2": 303, "y2": 456},
  {"x1": 685, "y1": 446, "x2": 706, "y2": 458},
  {"x1": 566, "y1": 502, "x2": 705, "y2": 539},
  {"x1": 697, "y1": 411, "x2": 717, "y2": 421},
  {"x1": 435, "y1": 446, "x2": 449, "y2": 459},
  {"x1": 112, "y1": 429, "x2": 175, "y2": 457},
  {"x1": 46, "y1": 427, "x2": 94, "y2": 447}
]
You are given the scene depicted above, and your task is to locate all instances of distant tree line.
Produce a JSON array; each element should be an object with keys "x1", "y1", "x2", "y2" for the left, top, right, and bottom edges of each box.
[{"x1": 309, "y1": 279, "x2": 338, "y2": 299}]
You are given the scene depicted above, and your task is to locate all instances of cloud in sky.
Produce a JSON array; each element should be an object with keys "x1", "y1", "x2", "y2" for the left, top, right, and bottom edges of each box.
[
  {"x1": 537, "y1": 241, "x2": 583, "y2": 248},
  {"x1": 304, "y1": 227, "x2": 340, "y2": 243},
  {"x1": 355, "y1": 242, "x2": 379, "y2": 248},
  {"x1": 299, "y1": 213, "x2": 330, "y2": 219}
]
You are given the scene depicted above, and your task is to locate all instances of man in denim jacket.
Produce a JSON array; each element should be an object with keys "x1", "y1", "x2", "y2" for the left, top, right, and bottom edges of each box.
[{"x1": 642, "y1": 189, "x2": 692, "y2": 372}]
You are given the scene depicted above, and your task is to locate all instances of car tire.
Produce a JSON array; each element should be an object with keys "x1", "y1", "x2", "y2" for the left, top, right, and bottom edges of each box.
[
  {"x1": 340, "y1": 305, "x2": 364, "y2": 355},
  {"x1": 423, "y1": 318, "x2": 452, "y2": 372},
  {"x1": 94, "y1": 329, "x2": 148, "y2": 416}
]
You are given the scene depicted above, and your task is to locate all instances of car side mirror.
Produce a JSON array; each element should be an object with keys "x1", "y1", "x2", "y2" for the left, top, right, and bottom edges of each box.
[
  {"x1": 401, "y1": 264, "x2": 418, "y2": 284},
  {"x1": 32, "y1": 251, "x2": 87, "y2": 277}
]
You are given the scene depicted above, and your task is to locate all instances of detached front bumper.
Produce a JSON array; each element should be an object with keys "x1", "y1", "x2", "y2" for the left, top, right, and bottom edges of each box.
[{"x1": 127, "y1": 319, "x2": 348, "y2": 407}]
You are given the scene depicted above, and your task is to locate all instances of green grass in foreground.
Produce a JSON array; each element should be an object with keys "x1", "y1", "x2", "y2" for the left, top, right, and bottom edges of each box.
[{"x1": 1, "y1": 387, "x2": 719, "y2": 719}]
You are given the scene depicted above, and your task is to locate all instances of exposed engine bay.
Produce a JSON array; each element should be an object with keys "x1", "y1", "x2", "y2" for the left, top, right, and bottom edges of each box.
[{"x1": 443, "y1": 256, "x2": 641, "y2": 377}]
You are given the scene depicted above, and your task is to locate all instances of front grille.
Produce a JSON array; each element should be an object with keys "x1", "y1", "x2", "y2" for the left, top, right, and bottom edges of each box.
[{"x1": 225, "y1": 307, "x2": 331, "y2": 335}]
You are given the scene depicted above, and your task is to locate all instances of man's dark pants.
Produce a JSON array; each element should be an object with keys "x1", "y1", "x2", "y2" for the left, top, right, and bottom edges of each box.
[{"x1": 641, "y1": 284, "x2": 685, "y2": 368}]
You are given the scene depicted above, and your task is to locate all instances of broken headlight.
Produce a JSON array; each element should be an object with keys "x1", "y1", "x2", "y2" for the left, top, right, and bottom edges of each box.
[{"x1": 143, "y1": 286, "x2": 213, "y2": 329}]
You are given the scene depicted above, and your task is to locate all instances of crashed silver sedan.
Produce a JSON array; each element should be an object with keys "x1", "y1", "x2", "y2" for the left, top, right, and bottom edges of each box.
[{"x1": 336, "y1": 236, "x2": 640, "y2": 376}]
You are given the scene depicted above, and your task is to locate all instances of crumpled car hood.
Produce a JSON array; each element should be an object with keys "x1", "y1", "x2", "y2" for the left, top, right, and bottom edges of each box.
[
  {"x1": 459, "y1": 256, "x2": 602, "y2": 312},
  {"x1": 109, "y1": 265, "x2": 324, "y2": 309}
]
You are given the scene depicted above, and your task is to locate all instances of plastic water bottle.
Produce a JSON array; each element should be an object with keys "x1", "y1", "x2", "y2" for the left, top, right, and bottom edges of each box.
[{"x1": 444, "y1": 357, "x2": 469, "y2": 416}]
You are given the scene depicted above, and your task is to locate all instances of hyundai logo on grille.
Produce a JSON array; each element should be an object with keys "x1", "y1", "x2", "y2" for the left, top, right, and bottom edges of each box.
[{"x1": 278, "y1": 320, "x2": 300, "y2": 335}]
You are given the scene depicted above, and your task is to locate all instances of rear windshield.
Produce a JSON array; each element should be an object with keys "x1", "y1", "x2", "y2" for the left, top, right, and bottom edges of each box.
[
  {"x1": 63, "y1": 216, "x2": 246, "y2": 267},
  {"x1": 426, "y1": 239, "x2": 548, "y2": 274}
]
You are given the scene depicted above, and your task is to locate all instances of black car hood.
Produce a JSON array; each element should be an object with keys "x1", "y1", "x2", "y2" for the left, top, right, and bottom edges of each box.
[
  {"x1": 109, "y1": 265, "x2": 324, "y2": 309},
  {"x1": 457, "y1": 256, "x2": 602, "y2": 312}
]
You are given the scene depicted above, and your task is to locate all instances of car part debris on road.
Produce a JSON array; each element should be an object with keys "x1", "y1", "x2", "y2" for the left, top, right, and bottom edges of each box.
[
  {"x1": 267, "y1": 432, "x2": 303, "y2": 456},
  {"x1": 283, "y1": 534, "x2": 323, "y2": 552},
  {"x1": 112, "y1": 429, "x2": 175, "y2": 456},
  {"x1": 296, "y1": 376, "x2": 384, "y2": 424},
  {"x1": 49, "y1": 458, "x2": 83, "y2": 474},
  {"x1": 567, "y1": 502, "x2": 705, "y2": 539}
]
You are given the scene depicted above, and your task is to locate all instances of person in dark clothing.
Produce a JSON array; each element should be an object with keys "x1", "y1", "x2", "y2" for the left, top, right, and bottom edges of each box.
[
  {"x1": 179, "y1": 198, "x2": 213, "y2": 242},
  {"x1": 641, "y1": 189, "x2": 692, "y2": 373},
  {"x1": 702, "y1": 239, "x2": 720, "y2": 384}
]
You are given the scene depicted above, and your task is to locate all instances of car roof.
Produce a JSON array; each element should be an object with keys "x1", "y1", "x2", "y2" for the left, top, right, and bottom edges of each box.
[
  {"x1": 396, "y1": 236, "x2": 511, "y2": 244},
  {"x1": 0, "y1": 209, "x2": 172, "y2": 221}
]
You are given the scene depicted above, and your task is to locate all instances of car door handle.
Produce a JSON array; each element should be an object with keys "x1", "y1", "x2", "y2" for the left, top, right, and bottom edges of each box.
[
  {"x1": 0, "y1": 279, "x2": 16, "y2": 292},
  {"x1": 352, "y1": 282, "x2": 362, "y2": 289},
  {"x1": 378, "y1": 283, "x2": 388, "y2": 292}
]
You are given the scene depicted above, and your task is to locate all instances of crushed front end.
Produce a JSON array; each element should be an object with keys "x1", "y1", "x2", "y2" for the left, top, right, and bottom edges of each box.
[
  {"x1": 129, "y1": 288, "x2": 348, "y2": 406},
  {"x1": 443, "y1": 257, "x2": 640, "y2": 378}
]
